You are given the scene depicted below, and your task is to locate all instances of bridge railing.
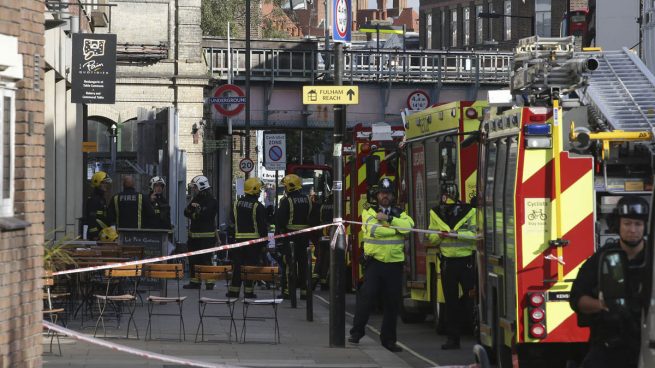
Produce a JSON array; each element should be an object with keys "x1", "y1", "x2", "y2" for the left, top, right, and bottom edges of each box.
[{"x1": 203, "y1": 46, "x2": 512, "y2": 84}]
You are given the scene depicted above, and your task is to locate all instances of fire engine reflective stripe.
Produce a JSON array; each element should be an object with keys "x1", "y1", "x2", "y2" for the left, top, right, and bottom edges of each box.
[
  {"x1": 365, "y1": 239, "x2": 405, "y2": 245},
  {"x1": 137, "y1": 194, "x2": 142, "y2": 229},
  {"x1": 189, "y1": 232, "x2": 216, "y2": 238}
]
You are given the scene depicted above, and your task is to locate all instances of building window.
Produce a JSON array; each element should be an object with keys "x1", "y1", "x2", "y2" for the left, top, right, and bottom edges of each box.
[
  {"x1": 476, "y1": 5, "x2": 484, "y2": 43},
  {"x1": 451, "y1": 9, "x2": 458, "y2": 47},
  {"x1": 488, "y1": 2, "x2": 494, "y2": 41},
  {"x1": 441, "y1": 10, "x2": 447, "y2": 48},
  {"x1": 463, "y1": 7, "x2": 470, "y2": 46},
  {"x1": 504, "y1": 0, "x2": 511, "y2": 40},
  {"x1": 0, "y1": 89, "x2": 15, "y2": 217},
  {"x1": 427, "y1": 13, "x2": 433, "y2": 48},
  {"x1": 535, "y1": 0, "x2": 551, "y2": 36}
]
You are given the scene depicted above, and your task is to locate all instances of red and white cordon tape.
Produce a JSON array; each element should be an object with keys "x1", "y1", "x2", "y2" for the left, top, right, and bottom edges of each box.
[
  {"x1": 42, "y1": 321, "x2": 237, "y2": 368},
  {"x1": 342, "y1": 220, "x2": 481, "y2": 241},
  {"x1": 52, "y1": 223, "x2": 334, "y2": 276}
]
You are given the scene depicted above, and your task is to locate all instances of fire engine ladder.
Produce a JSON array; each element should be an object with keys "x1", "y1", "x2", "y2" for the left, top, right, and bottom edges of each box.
[{"x1": 581, "y1": 48, "x2": 655, "y2": 134}]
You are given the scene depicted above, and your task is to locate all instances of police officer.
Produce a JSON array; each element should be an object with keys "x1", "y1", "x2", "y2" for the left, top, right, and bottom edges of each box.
[
  {"x1": 183, "y1": 175, "x2": 218, "y2": 290},
  {"x1": 311, "y1": 191, "x2": 333, "y2": 291},
  {"x1": 570, "y1": 195, "x2": 648, "y2": 368},
  {"x1": 276, "y1": 174, "x2": 312, "y2": 300},
  {"x1": 149, "y1": 176, "x2": 172, "y2": 231},
  {"x1": 228, "y1": 178, "x2": 268, "y2": 298},
  {"x1": 349, "y1": 178, "x2": 414, "y2": 353},
  {"x1": 427, "y1": 184, "x2": 476, "y2": 350},
  {"x1": 85, "y1": 171, "x2": 112, "y2": 240},
  {"x1": 107, "y1": 175, "x2": 155, "y2": 229}
]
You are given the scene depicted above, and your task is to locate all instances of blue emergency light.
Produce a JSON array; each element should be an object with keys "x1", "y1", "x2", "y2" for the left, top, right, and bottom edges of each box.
[{"x1": 524, "y1": 123, "x2": 552, "y2": 136}]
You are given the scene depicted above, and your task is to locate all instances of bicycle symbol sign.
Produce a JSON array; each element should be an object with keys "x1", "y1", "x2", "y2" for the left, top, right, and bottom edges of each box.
[{"x1": 528, "y1": 209, "x2": 547, "y2": 221}]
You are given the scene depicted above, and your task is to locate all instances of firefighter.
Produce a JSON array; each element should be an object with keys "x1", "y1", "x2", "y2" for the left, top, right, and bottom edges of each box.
[
  {"x1": 85, "y1": 171, "x2": 112, "y2": 240},
  {"x1": 311, "y1": 191, "x2": 333, "y2": 291},
  {"x1": 98, "y1": 227, "x2": 118, "y2": 242},
  {"x1": 570, "y1": 195, "x2": 647, "y2": 368},
  {"x1": 107, "y1": 175, "x2": 155, "y2": 229},
  {"x1": 183, "y1": 175, "x2": 218, "y2": 290},
  {"x1": 227, "y1": 177, "x2": 268, "y2": 298},
  {"x1": 149, "y1": 176, "x2": 172, "y2": 231},
  {"x1": 275, "y1": 174, "x2": 312, "y2": 300},
  {"x1": 349, "y1": 178, "x2": 414, "y2": 353},
  {"x1": 427, "y1": 184, "x2": 476, "y2": 350}
]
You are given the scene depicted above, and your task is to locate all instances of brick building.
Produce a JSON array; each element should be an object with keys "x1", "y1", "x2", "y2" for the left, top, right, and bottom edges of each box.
[
  {"x1": 0, "y1": 0, "x2": 46, "y2": 366},
  {"x1": 418, "y1": 0, "x2": 570, "y2": 50}
]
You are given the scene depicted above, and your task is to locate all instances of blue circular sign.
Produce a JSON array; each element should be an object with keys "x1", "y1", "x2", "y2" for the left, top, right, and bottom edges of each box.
[{"x1": 269, "y1": 146, "x2": 283, "y2": 161}]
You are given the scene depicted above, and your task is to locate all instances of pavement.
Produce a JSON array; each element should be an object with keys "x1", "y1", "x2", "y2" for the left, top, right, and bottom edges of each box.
[{"x1": 42, "y1": 279, "x2": 413, "y2": 368}]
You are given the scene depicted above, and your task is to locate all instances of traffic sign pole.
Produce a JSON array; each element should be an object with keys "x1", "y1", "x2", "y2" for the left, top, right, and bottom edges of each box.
[{"x1": 330, "y1": 41, "x2": 346, "y2": 348}]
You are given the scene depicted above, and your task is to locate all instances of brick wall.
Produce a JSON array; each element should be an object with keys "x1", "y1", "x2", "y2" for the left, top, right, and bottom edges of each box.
[
  {"x1": 0, "y1": 0, "x2": 45, "y2": 367},
  {"x1": 231, "y1": 132, "x2": 258, "y2": 180}
]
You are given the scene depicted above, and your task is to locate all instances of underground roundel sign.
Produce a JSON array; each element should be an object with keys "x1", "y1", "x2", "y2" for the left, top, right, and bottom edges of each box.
[
  {"x1": 211, "y1": 84, "x2": 246, "y2": 117},
  {"x1": 333, "y1": 0, "x2": 351, "y2": 43},
  {"x1": 407, "y1": 90, "x2": 430, "y2": 111}
]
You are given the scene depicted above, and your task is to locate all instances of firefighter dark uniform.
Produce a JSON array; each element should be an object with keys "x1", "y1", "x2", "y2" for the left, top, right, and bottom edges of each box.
[
  {"x1": 183, "y1": 176, "x2": 218, "y2": 289},
  {"x1": 311, "y1": 194, "x2": 333, "y2": 290},
  {"x1": 570, "y1": 195, "x2": 648, "y2": 368},
  {"x1": 228, "y1": 178, "x2": 268, "y2": 298},
  {"x1": 276, "y1": 174, "x2": 312, "y2": 299},
  {"x1": 149, "y1": 176, "x2": 172, "y2": 231},
  {"x1": 85, "y1": 171, "x2": 112, "y2": 240},
  {"x1": 427, "y1": 198, "x2": 476, "y2": 350},
  {"x1": 349, "y1": 178, "x2": 414, "y2": 352},
  {"x1": 107, "y1": 186, "x2": 155, "y2": 229},
  {"x1": 86, "y1": 188, "x2": 110, "y2": 240}
]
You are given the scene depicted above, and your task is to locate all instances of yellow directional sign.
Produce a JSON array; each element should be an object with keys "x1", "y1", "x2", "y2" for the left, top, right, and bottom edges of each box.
[{"x1": 302, "y1": 86, "x2": 359, "y2": 105}]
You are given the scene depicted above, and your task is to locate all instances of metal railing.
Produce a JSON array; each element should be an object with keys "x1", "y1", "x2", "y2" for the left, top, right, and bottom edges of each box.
[{"x1": 203, "y1": 46, "x2": 513, "y2": 85}]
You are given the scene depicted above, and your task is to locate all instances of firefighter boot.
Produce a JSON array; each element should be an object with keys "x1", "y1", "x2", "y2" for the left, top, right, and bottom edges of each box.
[{"x1": 441, "y1": 336, "x2": 460, "y2": 350}]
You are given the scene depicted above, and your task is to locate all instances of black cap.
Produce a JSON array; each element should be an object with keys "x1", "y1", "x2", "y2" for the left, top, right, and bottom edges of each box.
[{"x1": 377, "y1": 178, "x2": 395, "y2": 193}]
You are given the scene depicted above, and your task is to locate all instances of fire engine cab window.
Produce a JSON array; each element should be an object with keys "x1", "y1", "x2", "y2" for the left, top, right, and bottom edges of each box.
[
  {"x1": 484, "y1": 141, "x2": 497, "y2": 253},
  {"x1": 493, "y1": 139, "x2": 508, "y2": 255}
]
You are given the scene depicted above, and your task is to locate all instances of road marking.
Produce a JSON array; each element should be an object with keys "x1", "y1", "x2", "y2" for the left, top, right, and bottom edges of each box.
[{"x1": 314, "y1": 294, "x2": 441, "y2": 367}]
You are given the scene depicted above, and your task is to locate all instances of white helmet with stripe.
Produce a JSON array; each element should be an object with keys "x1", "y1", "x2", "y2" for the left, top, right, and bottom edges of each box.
[{"x1": 190, "y1": 175, "x2": 211, "y2": 192}]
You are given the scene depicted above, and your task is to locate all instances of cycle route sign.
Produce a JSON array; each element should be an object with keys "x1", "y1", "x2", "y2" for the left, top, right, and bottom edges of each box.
[{"x1": 264, "y1": 133, "x2": 286, "y2": 171}]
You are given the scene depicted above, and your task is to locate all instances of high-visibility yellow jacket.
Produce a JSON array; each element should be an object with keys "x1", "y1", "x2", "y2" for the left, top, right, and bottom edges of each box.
[
  {"x1": 427, "y1": 205, "x2": 476, "y2": 258},
  {"x1": 362, "y1": 206, "x2": 414, "y2": 263}
]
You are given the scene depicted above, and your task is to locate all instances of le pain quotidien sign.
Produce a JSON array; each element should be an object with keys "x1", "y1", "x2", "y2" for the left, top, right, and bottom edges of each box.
[{"x1": 71, "y1": 33, "x2": 117, "y2": 104}]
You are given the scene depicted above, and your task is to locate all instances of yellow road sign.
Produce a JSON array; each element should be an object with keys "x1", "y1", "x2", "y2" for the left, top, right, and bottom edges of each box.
[{"x1": 302, "y1": 86, "x2": 359, "y2": 105}]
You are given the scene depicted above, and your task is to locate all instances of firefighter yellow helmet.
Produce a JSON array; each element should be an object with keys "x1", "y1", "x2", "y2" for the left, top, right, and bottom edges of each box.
[
  {"x1": 244, "y1": 177, "x2": 264, "y2": 195},
  {"x1": 98, "y1": 227, "x2": 118, "y2": 242},
  {"x1": 281, "y1": 174, "x2": 302, "y2": 192},
  {"x1": 91, "y1": 171, "x2": 112, "y2": 188}
]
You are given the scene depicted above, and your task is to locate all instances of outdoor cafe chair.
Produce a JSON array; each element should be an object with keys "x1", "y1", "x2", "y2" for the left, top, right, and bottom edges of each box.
[
  {"x1": 93, "y1": 264, "x2": 142, "y2": 339},
  {"x1": 43, "y1": 271, "x2": 67, "y2": 355},
  {"x1": 240, "y1": 266, "x2": 283, "y2": 344},
  {"x1": 144, "y1": 263, "x2": 187, "y2": 341},
  {"x1": 193, "y1": 265, "x2": 239, "y2": 343}
]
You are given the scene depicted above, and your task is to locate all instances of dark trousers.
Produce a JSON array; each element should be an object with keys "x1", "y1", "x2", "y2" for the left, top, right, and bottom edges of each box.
[
  {"x1": 313, "y1": 239, "x2": 330, "y2": 284},
  {"x1": 350, "y1": 259, "x2": 403, "y2": 345},
  {"x1": 582, "y1": 345, "x2": 638, "y2": 368},
  {"x1": 281, "y1": 235, "x2": 309, "y2": 295},
  {"x1": 229, "y1": 241, "x2": 264, "y2": 295},
  {"x1": 441, "y1": 255, "x2": 474, "y2": 340},
  {"x1": 188, "y1": 237, "x2": 215, "y2": 284}
]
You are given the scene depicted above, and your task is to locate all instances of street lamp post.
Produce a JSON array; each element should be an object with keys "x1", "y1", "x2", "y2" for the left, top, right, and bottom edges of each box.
[{"x1": 478, "y1": 12, "x2": 535, "y2": 37}]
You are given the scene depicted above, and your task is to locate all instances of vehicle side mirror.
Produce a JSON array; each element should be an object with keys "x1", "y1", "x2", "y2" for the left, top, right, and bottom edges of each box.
[
  {"x1": 365, "y1": 155, "x2": 381, "y2": 187},
  {"x1": 598, "y1": 249, "x2": 629, "y2": 308}
]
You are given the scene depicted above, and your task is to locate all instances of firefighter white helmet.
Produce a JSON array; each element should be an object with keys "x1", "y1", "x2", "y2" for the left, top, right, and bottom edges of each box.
[
  {"x1": 190, "y1": 175, "x2": 211, "y2": 192},
  {"x1": 149, "y1": 176, "x2": 166, "y2": 191}
]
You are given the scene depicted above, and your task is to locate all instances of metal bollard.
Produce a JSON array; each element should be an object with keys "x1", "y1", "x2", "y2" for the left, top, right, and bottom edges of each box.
[
  {"x1": 306, "y1": 246, "x2": 313, "y2": 321},
  {"x1": 289, "y1": 241, "x2": 297, "y2": 308}
]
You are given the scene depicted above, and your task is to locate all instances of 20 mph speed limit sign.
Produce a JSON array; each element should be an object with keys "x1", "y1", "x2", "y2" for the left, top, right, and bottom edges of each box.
[{"x1": 239, "y1": 158, "x2": 254, "y2": 173}]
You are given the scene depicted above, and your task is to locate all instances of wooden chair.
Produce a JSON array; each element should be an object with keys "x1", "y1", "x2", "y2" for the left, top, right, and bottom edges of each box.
[
  {"x1": 144, "y1": 264, "x2": 186, "y2": 341},
  {"x1": 193, "y1": 265, "x2": 238, "y2": 343},
  {"x1": 240, "y1": 266, "x2": 283, "y2": 344},
  {"x1": 93, "y1": 264, "x2": 142, "y2": 339},
  {"x1": 43, "y1": 272, "x2": 67, "y2": 355}
]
